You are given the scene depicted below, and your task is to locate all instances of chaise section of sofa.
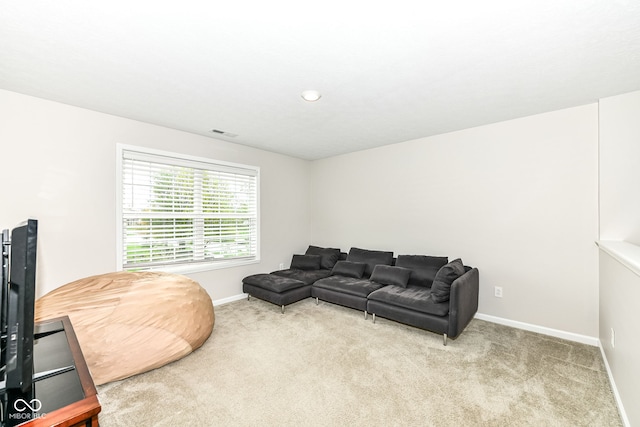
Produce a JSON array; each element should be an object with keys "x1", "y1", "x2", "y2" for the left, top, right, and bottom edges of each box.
[
  {"x1": 242, "y1": 274, "x2": 311, "y2": 313},
  {"x1": 242, "y1": 245, "x2": 341, "y2": 313}
]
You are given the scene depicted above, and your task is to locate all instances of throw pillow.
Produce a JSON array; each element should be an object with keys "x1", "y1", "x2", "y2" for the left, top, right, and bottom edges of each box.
[
  {"x1": 305, "y1": 245, "x2": 342, "y2": 270},
  {"x1": 346, "y1": 247, "x2": 394, "y2": 278},
  {"x1": 331, "y1": 261, "x2": 366, "y2": 279},
  {"x1": 369, "y1": 265, "x2": 412, "y2": 288},
  {"x1": 396, "y1": 255, "x2": 448, "y2": 287},
  {"x1": 430, "y1": 258, "x2": 465, "y2": 303},
  {"x1": 290, "y1": 254, "x2": 322, "y2": 271}
]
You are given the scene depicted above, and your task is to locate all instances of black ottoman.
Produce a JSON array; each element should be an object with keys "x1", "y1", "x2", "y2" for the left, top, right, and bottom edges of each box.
[{"x1": 242, "y1": 273, "x2": 311, "y2": 313}]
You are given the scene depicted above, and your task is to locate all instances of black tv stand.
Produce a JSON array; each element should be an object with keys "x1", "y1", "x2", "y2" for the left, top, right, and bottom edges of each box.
[
  {"x1": 33, "y1": 327, "x2": 65, "y2": 340},
  {"x1": 1, "y1": 316, "x2": 100, "y2": 426},
  {"x1": 0, "y1": 327, "x2": 71, "y2": 394},
  {"x1": 0, "y1": 365, "x2": 75, "y2": 395}
]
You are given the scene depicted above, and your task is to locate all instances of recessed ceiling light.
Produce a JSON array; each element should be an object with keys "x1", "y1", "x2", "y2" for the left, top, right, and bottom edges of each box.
[{"x1": 301, "y1": 90, "x2": 321, "y2": 102}]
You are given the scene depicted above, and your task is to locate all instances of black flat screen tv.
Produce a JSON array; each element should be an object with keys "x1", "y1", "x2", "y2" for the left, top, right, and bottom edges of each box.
[
  {"x1": 2, "y1": 219, "x2": 38, "y2": 393},
  {"x1": 0, "y1": 229, "x2": 9, "y2": 368}
]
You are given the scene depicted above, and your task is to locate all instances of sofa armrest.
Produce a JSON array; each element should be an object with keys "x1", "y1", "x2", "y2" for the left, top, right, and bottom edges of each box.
[{"x1": 447, "y1": 267, "x2": 479, "y2": 339}]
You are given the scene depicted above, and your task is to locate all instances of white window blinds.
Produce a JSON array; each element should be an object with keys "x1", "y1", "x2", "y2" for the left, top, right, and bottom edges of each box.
[{"x1": 120, "y1": 148, "x2": 259, "y2": 270}]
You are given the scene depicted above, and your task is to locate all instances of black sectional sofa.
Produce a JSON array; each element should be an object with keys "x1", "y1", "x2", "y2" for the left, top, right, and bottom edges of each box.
[{"x1": 242, "y1": 246, "x2": 479, "y2": 345}]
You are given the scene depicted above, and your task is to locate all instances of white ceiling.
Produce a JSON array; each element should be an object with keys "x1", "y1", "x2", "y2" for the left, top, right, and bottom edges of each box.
[{"x1": 2, "y1": 1, "x2": 640, "y2": 160}]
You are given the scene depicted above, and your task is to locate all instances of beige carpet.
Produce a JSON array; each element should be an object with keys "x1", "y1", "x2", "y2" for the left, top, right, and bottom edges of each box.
[{"x1": 96, "y1": 298, "x2": 622, "y2": 426}]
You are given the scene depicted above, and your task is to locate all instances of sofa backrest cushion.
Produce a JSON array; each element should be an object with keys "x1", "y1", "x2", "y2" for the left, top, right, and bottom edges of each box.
[
  {"x1": 305, "y1": 245, "x2": 342, "y2": 270},
  {"x1": 430, "y1": 258, "x2": 466, "y2": 303},
  {"x1": 290, "y1": 254, "x2": 322, "y2": 270},
  {"x1": 346, "y1": 247, "x2": 394, "y2": 278},
  {"x1": 396, "y1": 255, "x2": 449, "y2": 287},
  {"x1": 370, "y1": 265, "x2": 412, "y2": 288},
  {"x1": 331, "y1": 261, "x2": 366, "y2": 279}
]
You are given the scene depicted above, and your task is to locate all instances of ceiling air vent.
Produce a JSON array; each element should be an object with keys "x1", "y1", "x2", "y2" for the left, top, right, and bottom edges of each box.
[{"x1": 209, "y1": 129, "x2": 238, "y2": 138}]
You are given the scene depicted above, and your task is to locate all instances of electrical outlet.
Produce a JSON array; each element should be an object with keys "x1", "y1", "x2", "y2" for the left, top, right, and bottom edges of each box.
[
  {"x1": 279, "y1": 262, "x2": 284, "y2": 270},
  {"x1": 611, "y1": 328, "x2": 615, "y2": 348},
  {"x1": 494, "y1": 286, "x2": 503, "y2": 298}
]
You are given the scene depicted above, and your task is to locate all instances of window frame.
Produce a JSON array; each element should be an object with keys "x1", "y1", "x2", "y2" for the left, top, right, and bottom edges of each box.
[{"x1": 116, "y1": 144, "x2": 260, "y2": 273}]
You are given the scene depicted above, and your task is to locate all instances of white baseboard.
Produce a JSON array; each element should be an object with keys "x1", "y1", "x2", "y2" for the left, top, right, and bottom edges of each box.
[
  {"x1": 474, "y1": 313, "x2": 599, "y2": 346},
  {"x1": 598, "y1": 342, "x2": 630, "y2": 427},
  {"x1": 213, "y1": 293, "x2": 247, "y2": 306}
]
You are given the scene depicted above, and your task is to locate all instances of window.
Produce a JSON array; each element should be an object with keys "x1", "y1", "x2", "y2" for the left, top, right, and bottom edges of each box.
[{"x1": 117, "y1": 145, "x2": 259, "y2": 272}]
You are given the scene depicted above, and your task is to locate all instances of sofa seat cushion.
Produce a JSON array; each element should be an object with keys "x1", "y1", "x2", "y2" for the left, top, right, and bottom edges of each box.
[
  {"x1": 367, "y1": 285, "x2": 449, "y2": 317},
  {"x1": 271, "y1": 269, "x2": 332, "y2": 285},
  {"x1": 313, "y1": 276, "x2": 385, "y2": 298},
  {"x1": 243, "y1": 274, "x2": 307, "y2": 293}
]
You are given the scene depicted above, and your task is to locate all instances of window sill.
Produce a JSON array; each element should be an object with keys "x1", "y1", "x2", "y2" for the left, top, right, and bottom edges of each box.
[{"x1": 125, "y1": 258, "x2": 260, "y2": 275}]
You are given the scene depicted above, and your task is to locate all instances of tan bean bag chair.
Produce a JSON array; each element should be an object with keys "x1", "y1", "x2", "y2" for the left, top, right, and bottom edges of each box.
[{"x1": 35, "y1": 271, "x2": 214, "y2": 385}]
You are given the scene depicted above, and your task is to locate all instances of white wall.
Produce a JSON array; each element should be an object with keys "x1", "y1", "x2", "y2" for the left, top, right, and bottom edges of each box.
[
  {"x1": 599, "y1": 247, "x2": 638, "y2": 427},
  {"x1": 311, "y1": 104, "x2": 599, "y2": 337},
  {"x1": 598, "y1": 89, "x2": 640, "y2": 427},
  {"x1": 599, "y1": 90, "x2": 640, "y2": 245},
  {"x1": 0, "y1": 89, "x2": 312, "y2": 300}
]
